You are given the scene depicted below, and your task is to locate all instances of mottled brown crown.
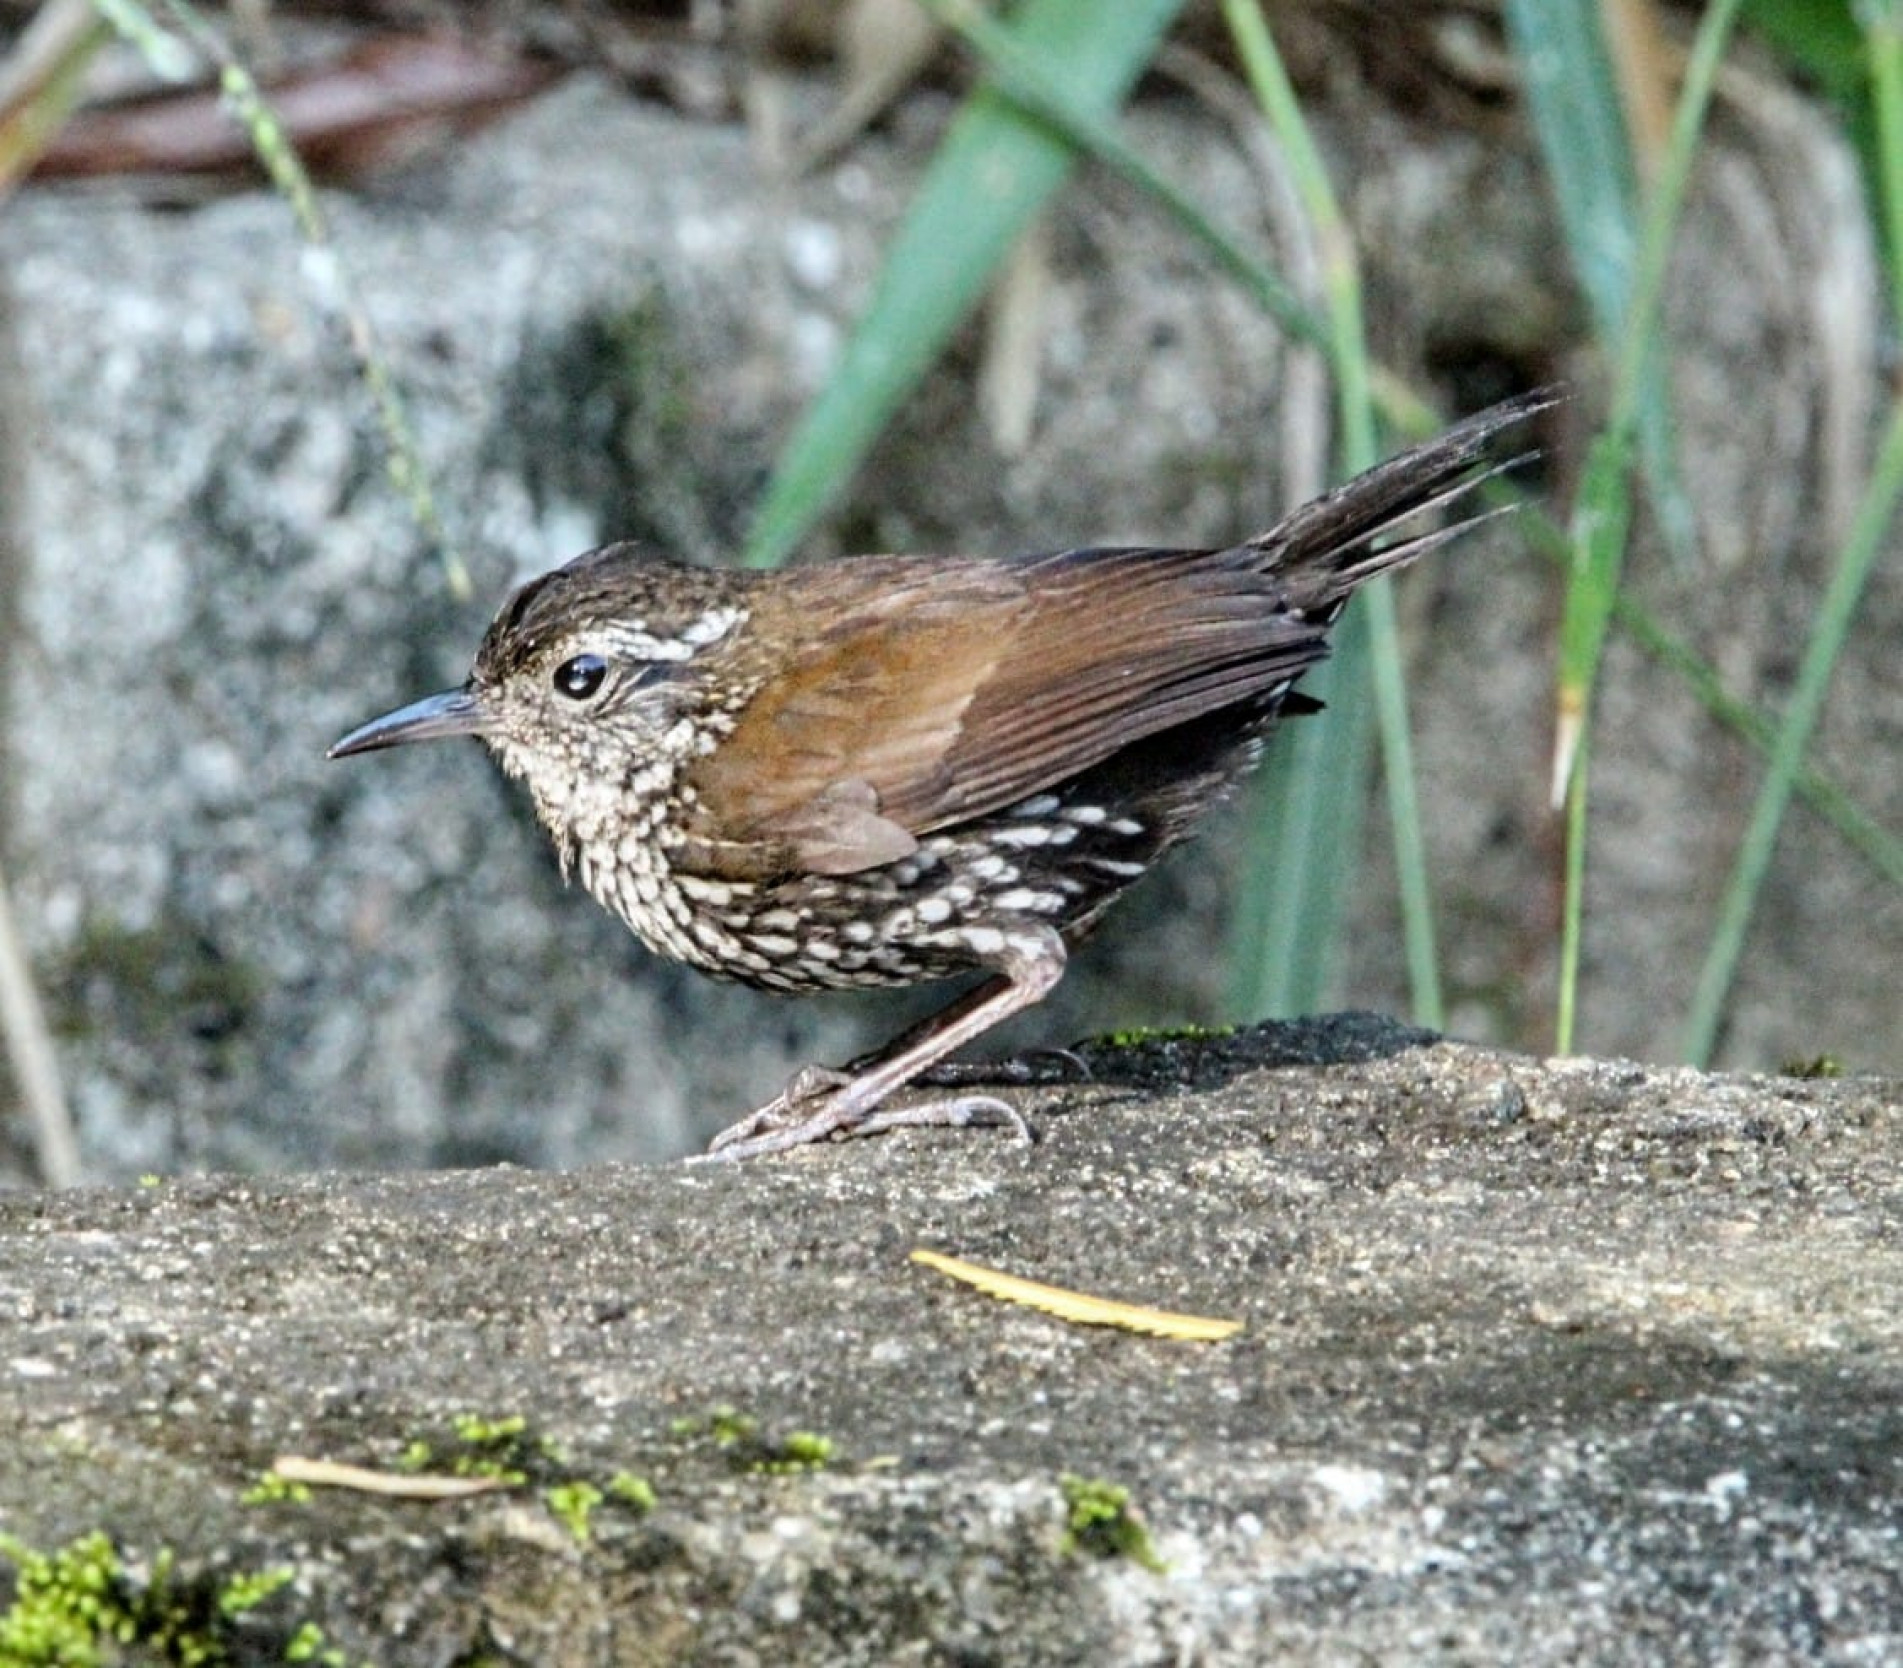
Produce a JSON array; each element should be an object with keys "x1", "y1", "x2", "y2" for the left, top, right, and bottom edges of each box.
[{"x1": 473, "y1": 544, "x2": 753, "y2": 685}]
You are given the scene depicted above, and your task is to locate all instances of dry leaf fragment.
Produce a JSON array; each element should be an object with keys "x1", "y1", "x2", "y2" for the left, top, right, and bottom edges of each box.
[
  {"x1": 32, "y1": 33, "x2": 559, "y2": 184},
  {"x1": 270, "y1": 1455, "x2": 514, "y2": 1500},
  {"x1": 910, "y1": 1248, "x2": 1243, "y2": 1341}
]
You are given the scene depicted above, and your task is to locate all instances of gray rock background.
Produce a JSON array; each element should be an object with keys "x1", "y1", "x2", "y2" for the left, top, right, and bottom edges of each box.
[
  {"x1": 2, "y1": 1024, "x2": 1899, "y2": 1663},
  {"x1": 0, "y1": 51, "x2": 1897, "y2": 1179}
]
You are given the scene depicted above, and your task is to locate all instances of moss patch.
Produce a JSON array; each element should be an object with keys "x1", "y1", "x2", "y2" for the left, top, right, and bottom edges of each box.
[
  {"x1": 0, "y1": 1530, "x2": 292, "y2": 1666},
  {"x1": 668, "y1": 1407, "x2": 837, "y2": 1474},
  {"x1": 1058, "y1": 1475, "x2": 1165, "y2": 1574}
]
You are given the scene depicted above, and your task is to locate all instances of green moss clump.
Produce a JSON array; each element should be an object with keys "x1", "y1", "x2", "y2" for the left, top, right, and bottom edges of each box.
[
  {"x1": 1058, "y1": 1475, "x2": 1165, "y2": 1574},
  {"x1": 544, "y1": 1482, "x2": 603, "y2": 1545},
  {"x1": 546, "y1": 1472, "x2": 661, "y2": 1540},
  {"x1": 1099, "y1": 1022, "x2": 1234, "y2": 1049},
  {"x1": 0, "y1": 1529, "x2": 125, "y2": 1665},
  {"x1": 392, "y1": 1416, "x2": 655, "y2": 1537},
  {"x1": 707, "y1": 1407, "x2": 757, "y2": 1448},
  {"x1": 397, "y1": 1412, "x2": 564, "y2": 1485},
  {"x1": 669, "y1": 1408, "x2": 838, "y2": 1474},
  {"x1": 754, "y1": 1432, "x2": 834, "y2": 1475},
  {"x1": 667, "y1": 1406, "x2": 756, "y2": 1447},
  {"x1": 216, "y1": 1567, "x2": 292, "y2": 1618},
  {"x1": 1781, "y1": 1054, "x2": 1844, "y2": 1079},
  {"x1": 283, "y1": 1620, "x2": 352, "y2": 1666},
  {"x1": 0, "y1": 1530, "x2": 291, "y2": 1665},
  {"x1": 449, "y1": 1414, "x2": 525, "y2": 1447},
  {"x1": 607, "y1": 1473, "x2": 657, "y2": 1513},
  {"x1": 239, "y1": 1471, "x2": 311, "y2": 1507}
]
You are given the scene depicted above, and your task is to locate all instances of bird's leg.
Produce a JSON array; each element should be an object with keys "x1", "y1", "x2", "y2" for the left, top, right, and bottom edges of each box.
[
  {"x1": 702, "y1": 929, "x2": 1066, "y2": 1160},
  {"x1": 697, "y1": 985, "x2": 1007, "y2": 1154},
  {"x1": 833, "y1": 988, "x2": 1091, "y2": 1087},
  {"x1": 836, "y1": 977, "x2": 1014, "y2": 1074}
]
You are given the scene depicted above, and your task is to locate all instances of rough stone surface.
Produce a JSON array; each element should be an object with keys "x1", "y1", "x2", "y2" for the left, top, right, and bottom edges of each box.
[
  {"x1": 0, "y1": 59, "x2": 1896, "y2": 1182},
  {"x1": 1, "y1": 1021, "x2": 1899, "y2": 1663}
]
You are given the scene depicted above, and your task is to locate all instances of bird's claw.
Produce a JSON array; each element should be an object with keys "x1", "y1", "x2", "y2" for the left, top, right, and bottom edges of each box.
[{"x1": 695, "y1": 1071, "x2": 1038, "y2": 1163}]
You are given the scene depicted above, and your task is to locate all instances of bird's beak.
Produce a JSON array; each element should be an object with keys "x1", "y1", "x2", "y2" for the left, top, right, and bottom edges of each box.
[{"x1": 327, "y1": 687, "x2": 490, "y2": 759}]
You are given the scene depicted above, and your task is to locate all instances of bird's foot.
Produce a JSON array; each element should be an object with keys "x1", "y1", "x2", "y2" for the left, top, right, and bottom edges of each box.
[
  {"x1": 915, "y1": 1047, "x2": 1093, "y2": 1089},
  {"x1": 850, "y1": 1095, "x2": 1036, "y2": 1145},
  {"x1": 699, "y1": 1064, "x2": 847, "y2": 1157},
  {"x1": 697, "y1": 1065, "x2": 1037, "y2": 1163}
]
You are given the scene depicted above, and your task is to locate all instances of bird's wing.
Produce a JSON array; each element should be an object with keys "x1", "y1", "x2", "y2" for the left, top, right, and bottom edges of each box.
[
  {"x1": 684, "y1": 550, "x2": 1325, "y2": 877},
  {"x1": 682, "y1": 387, "x2": 1555, "y2": 880}
]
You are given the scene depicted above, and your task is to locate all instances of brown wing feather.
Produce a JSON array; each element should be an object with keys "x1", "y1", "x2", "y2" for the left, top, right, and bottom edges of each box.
[
  {"x1": 914, "y1": 546, "x2": 1326, "y2": 826},
  {"x1": 686, "y1": 561, "x2": 1034, "y2": 870},
  {"x1": 688, "y1": 548, "x2": 1318, "y2": 872},
  {"x1": 686, "y1": 387, "x2": 1557, "y2": 877}
]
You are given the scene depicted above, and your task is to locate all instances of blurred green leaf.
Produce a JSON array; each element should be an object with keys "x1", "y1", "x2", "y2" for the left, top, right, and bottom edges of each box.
[
  {"x1": 926, "y1": 0, "x2": 1323, "y2": 348},
  {"x1": 1225, "y1": 607, "x2": 1380, "y2": 1021},
  {"x1": 1504, "y1": 0, "x2": 1692, "y2": 567},
  {"x1": 1744, "y1": 0, "x2": 1865, "y2": 100},
  {"x1": 743, "y1": 0, "x2": 1187, "y2": 570},
  {"x1": 1536, "y1": 0, "x2": 1745, "y2": 1051},
  {"x1": 1861, "y1": 1, "x2": 1903, "y2": 309},
  {"x1": 1218, "y1": 0, "x2": 1438, "y2": 1024},
  {"x1": 1554, "y1": 424, "x2": 1638, "y2": 751},
  {"x1": 0, "y1": 4, "x2": 109, "y2": 197},
  {"x1": 1743, "y1": 0, "x2": 1901, "y2": 299},
  {"x1": 1502, "y1": 0, "x2": 1643, "y2": 330}
]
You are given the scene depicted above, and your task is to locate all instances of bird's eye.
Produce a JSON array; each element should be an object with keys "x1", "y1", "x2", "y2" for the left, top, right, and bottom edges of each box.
[{"x1": 552, "y1": 653, "x2": 608, "y2": 701}]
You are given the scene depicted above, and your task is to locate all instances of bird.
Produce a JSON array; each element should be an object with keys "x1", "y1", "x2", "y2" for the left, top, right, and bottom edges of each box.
[{"x1": 330, "y1": 387, "x2": 1557, "y2": 1160}]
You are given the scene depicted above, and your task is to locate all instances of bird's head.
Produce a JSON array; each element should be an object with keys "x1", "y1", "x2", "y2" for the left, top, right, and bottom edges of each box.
[{"x1": 328, "y1": 543, "x2": 754, "y2": 846}]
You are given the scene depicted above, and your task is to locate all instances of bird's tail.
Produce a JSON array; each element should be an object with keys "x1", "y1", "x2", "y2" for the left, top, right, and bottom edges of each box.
[{"x1": 1247, "y1": 385, "x2": 1563, "y2": 611}]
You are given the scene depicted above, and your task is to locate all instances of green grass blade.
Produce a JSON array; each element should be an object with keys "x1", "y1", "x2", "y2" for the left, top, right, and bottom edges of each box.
[
  {"x1": 1613, "y1": 598, "x2": 1903, "y2": 890},
  {"x1": 1744, "y1": 2, "x2": 1895, "y2": 279},
  {"x1": 1515, "y1": 497, "x2": 1903, "y2": 891},
  {"x1": 1549, "y1": 424, "x2": 1634, "y2": 1055},
  {"x1": 1504, "y1": 0, "x2": 1693, "y2": 561},
  {"x1": 1528, "y1": 0, "x2": 1733, "y2": 772},
  {"x1": 1555, "y1": 727, "x2": 1591, "y2": 1057},
  {"x1": 1537, "y1": 0, "x2": 1746, "y2": 1050},
  {"x1": 0, "y1": 7, "x2": 111, "y2": 197},
  {"x1": 1502, "y1": 0, "x2": 1642, "y2": 332},
  {"x1": 1608, "y1": 0, "x2": 1750, "y2": 418},
  {"x1": 98, "y1": 0, "x2": 466, "y2": 596},
  {"x1": 1552, "y1": 423, "x2": 1638, "y2": 806},
  {"x1": 923, "y1": 0, "x2": 1325, "y2": 351},
  {"x1": 1218, "y1": 0, "x2": 1440, "y2": 1025},
  {"x1": 1862, "y1": 0, "x2": 1903, "y2": 313},
  {"x1": 89, "y1": 0, "x2": 194, "y2": 79},
  {"x1": 1679, "y1": 165, "x2": 1903, "y2": 1062},
  {"x1": 1225, "y1": 608, "x2": 1378, "y2": 1020},
  {"x1": 1360, "y1": 581, "x2": 1442, "y2": 1026},
  {"x1": 741, "y1": 0, "x2": 1187, "y2": 571}
]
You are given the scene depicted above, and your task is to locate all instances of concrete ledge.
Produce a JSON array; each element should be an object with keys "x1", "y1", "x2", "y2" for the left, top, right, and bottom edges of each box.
[{"x1": 3, "y1": 1016, "x2": 1899, "y2": 1662}]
